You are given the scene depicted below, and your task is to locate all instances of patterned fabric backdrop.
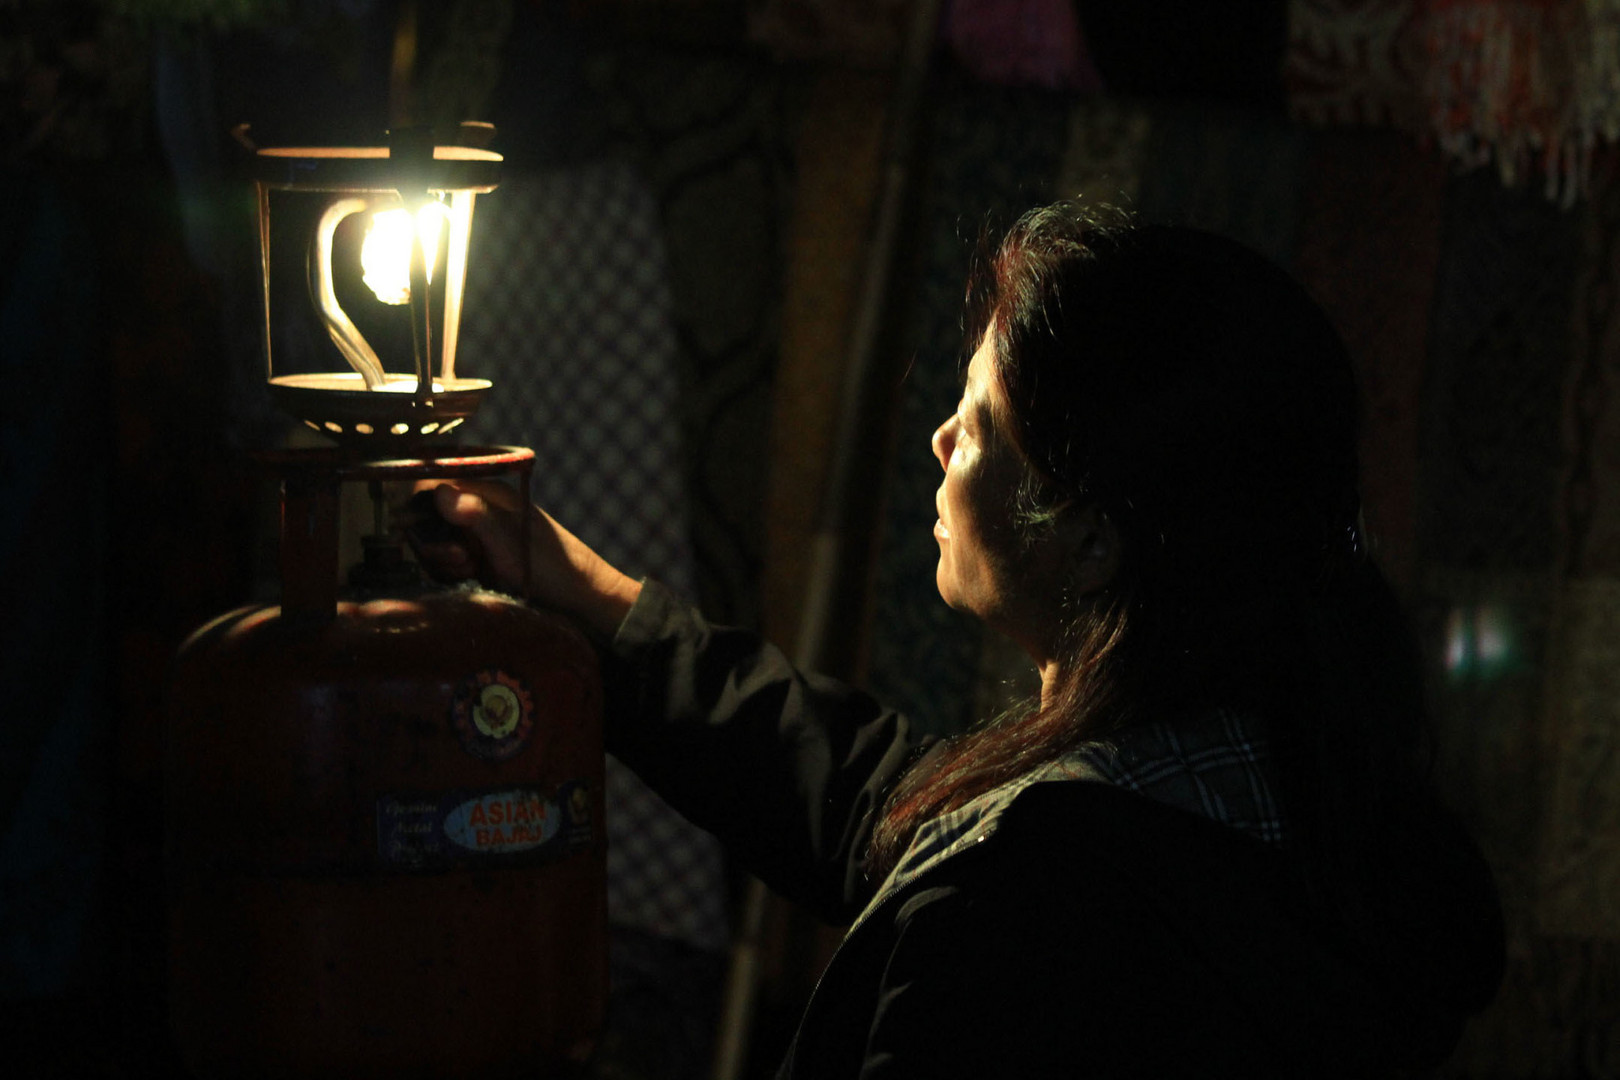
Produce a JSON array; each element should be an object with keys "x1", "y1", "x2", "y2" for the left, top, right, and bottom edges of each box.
[
  {"x1": 1414, "y1": 166, "x2": 1599, "y2": 1075},
  {"x1": 578, "y1": 40, "x2": 793, "y2": 629},
  {"x1": 1287, "y1": 0, "x2": 1620, "y2": 202}
]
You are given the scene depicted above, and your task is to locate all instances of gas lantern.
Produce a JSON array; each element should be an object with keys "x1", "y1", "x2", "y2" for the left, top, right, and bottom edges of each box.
[{"x1": 164, "y1": 125, "x2": 608, "y2": 1079}]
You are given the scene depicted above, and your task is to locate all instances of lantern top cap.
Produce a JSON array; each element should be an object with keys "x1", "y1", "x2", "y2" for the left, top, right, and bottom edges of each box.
[
  {"x1": 243, "y1": 121, "x2": 501, "y2": 193},
  {"x1": 257, "y1": 145, "x2": 501, "y2": 162}
]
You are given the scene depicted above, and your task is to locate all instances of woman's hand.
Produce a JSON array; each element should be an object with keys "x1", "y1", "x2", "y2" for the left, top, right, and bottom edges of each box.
[{"x1": 408, "y1": 480, "x2": 642, "y2": 639}]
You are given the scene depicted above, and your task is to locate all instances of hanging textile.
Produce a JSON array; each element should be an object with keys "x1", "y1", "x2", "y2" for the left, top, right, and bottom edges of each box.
[
  {"x1": 1286, "y1": 0, "x2": 1426, "y2": 128},
  {"x1": 1422, "y1": 0, "x2": 1602, "y2": 203},
  {"x1": 1287, "y1": 0, "x2": 1620, "y2": 202}
]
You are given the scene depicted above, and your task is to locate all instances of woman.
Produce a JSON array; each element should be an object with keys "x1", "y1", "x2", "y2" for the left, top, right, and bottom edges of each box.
[{"x1": 418, "y1": 204, "x2": 1503, "y2": 1077}]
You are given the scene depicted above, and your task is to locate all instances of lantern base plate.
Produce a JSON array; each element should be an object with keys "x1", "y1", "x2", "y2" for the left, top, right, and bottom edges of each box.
[{"x1": 269, "y1": 373, "x2": 491, "y2": 447}]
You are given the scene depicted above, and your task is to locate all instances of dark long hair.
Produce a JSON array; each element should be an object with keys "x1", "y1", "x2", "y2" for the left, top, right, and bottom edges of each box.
[{"x1": 869, "y1": 204, "x2": 1436, "y2": 931}]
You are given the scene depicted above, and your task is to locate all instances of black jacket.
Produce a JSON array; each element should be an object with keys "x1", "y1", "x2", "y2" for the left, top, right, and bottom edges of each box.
[{"x1": 602, "y1": 582, "x2": 1504, "y2": 1078}]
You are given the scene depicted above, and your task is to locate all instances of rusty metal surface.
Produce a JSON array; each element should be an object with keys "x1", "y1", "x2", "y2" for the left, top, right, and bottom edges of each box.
[
  {"x1": 267, "y1": 374, "x2": 494, "y2": 448},
  {"x1": 253, "y1": 442, "x2": 533, "y2": 480}
]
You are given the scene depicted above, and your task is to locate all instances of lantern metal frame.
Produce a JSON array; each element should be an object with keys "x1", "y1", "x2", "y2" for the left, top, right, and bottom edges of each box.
[{"x1": 247, "y1": 123, "x2": 502, "y2": 448}]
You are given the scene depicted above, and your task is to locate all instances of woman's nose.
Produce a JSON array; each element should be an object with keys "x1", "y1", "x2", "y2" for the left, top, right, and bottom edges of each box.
[{"x1": 931, "y1": 418, "x2": 952, "y2": 471}]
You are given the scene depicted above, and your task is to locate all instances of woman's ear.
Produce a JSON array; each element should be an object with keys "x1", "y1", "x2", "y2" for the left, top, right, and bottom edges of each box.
[{"x1": 1056, "y1": 503, "x2": 1121, "y2": 596}]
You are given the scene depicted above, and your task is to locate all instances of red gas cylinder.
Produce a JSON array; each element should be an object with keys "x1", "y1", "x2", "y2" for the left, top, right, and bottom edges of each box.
[{"x1": 165, "y1": 448, "x2": 606, "y2": 1079}]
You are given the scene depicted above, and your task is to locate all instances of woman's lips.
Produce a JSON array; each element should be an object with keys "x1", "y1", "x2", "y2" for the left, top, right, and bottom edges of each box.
[{"x1": 934, "y1": 518, "x2": 950, "y2": 540}]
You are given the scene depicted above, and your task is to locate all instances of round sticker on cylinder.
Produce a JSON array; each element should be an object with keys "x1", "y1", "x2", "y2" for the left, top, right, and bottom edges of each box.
[{"x1": 451, "y1": 670, "x2": 535, "y2": 761}]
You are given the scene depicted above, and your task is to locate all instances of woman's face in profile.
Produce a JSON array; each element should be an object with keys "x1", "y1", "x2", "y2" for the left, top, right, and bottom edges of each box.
[{"x1": 930, "y1": 334, "x2": 1034, "y2": 633}]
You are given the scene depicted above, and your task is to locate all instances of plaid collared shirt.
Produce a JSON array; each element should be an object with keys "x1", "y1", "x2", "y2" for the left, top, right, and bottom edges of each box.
[
  {"x1": 859, "y1": 710, "x2": 1291, "y2": 929},
  {"x1": 1067, "y1": 709, "x2": 1291, "y2": 846}
]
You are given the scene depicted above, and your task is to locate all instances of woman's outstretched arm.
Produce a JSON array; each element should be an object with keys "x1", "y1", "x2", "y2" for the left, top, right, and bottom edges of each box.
[{"x1": 412, "y1": 480, "x2": 929, "y2": 921}]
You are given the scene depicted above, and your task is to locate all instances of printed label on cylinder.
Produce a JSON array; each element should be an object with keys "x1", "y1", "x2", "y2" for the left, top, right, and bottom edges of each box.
[
  {"x1": 443, "y1": 789, "x2": 559, "y2": 853},
  {"x1": 376, "y1": 781, "x2": 593, "y2": 871}
]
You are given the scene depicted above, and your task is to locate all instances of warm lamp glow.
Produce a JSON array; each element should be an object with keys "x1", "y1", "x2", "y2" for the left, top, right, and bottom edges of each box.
[
  {"x1": 252, "y1": 127, "x2": 500, "y2": 440},
  {"x1": 361, "y1": 204, "x2": 448, "y2": 305}
]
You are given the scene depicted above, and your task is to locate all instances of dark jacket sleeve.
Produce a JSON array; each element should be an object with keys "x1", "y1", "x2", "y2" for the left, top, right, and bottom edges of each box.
[{"x1": 600, "y1": 579, "x2": 933, "y2": 923}]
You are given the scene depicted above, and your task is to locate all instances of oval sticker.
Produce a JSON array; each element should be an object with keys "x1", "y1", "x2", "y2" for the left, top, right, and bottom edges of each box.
[{"x1": 442, "y1": 789, "x2": 560, "y2": 854}]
